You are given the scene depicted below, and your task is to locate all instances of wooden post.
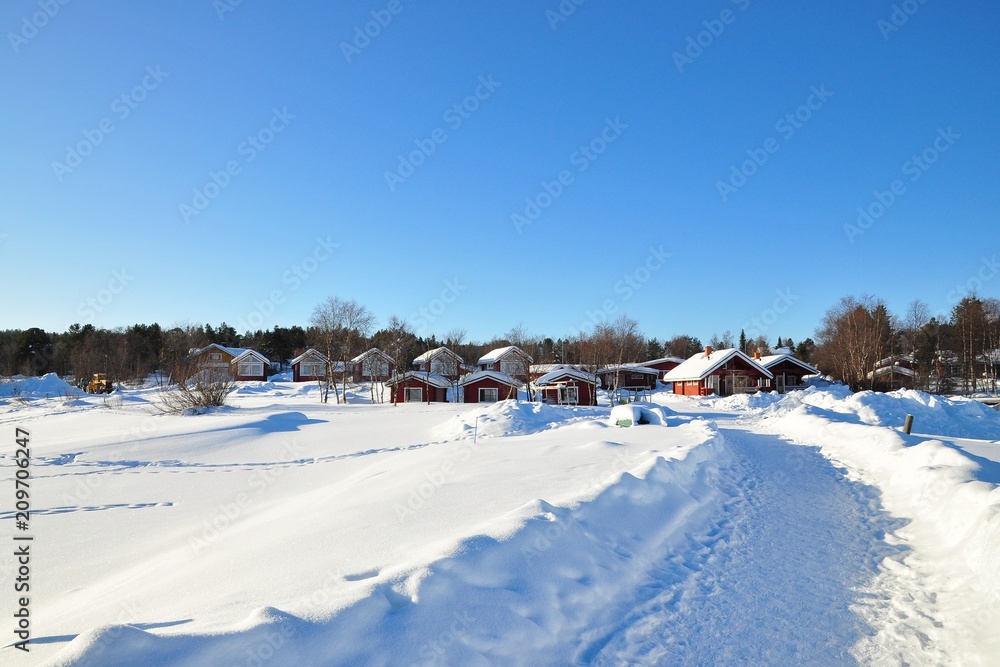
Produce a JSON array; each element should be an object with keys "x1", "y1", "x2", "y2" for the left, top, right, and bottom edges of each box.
[{"x1": 903, "y1": 414, "x2": 914, "y2": 435}]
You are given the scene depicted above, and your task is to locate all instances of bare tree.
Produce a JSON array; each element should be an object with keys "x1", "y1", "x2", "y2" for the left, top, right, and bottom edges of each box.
[{"x1": 814, "y1": 295, "x2": 895, "y2": 391}]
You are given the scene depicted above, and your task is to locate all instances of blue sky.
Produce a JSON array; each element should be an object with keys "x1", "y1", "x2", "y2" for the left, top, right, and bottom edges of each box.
[{"x1": 2, "y1": 1, "x2": 997, "y2": 345}]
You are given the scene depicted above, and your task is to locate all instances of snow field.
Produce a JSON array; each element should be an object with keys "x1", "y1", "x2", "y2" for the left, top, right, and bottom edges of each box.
[{"x1": 0, "y1": 387, "x2": 734, "y2": 665}]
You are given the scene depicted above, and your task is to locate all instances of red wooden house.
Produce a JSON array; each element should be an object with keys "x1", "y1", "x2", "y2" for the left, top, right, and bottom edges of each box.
[
  {"x1": 597, "y1": 364, "x2": 659, "y2": 391},
  {"x1": 533, "y1": 368, "x2": 598, "y2": 406},
  {"x1": 291, "y1": 348, "x2": 329, "y2": 382},
  {"x1": 477, "y1": 346, "x2": 533, "y2": 382},
  {"x1": 459, "y1": 370, "x2": 520, "y2": 403},
  {"x1": 641, "y1": 357, "x2": 684, "y2": 381},
  {"x1": 757, "y1": 350, "x2": 818, "y2": 393},
  {"x1": 664, "y1": 347, "x2": 772, "y2": 396},
  {"x1": 412, "y1": 347, "x2": 464, "y2": 380},
  {"x1": 351, "y1": 348, "x2": 394, "y2": 382},
  {"x1": 385, "y1": 372, "x2": 452, "y2": 403}
]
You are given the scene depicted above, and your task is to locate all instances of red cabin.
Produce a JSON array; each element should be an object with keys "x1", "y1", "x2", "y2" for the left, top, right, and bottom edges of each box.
[
  {"x1": 386, "y1": 372, "x2": 451, "y2": 403},
  {"x1": 460, "y1": 370, "x2": 520, "y2": 403},
  {"x1": 664, "y1": 347, "x2": 772, "y2": 397}
]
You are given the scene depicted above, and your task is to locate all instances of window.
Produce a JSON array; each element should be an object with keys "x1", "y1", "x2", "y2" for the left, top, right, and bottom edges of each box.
[
  {"x1": 208, "y1": 353, "x2": 222, "y2": 361},
  {"x1": 363, "y1": 360, "x2": 389, "y2": 377},
  {"x1": 405, "y1": 387, "x2": 423, "y2": 402},
  {"x1": 479, "y1": 387, "x2": 499, "y2": 402},
  {"x1": 300, "y1": 361, "x2": 325, "y2": 377},
  {"x1": 430, "y1": 358, "x2": 452, "y2": 375},
  {"x1": 238, "y1": 361, "x2": 264, "y2": 377},
  {"x1": 561, "y1": 386, "x2": 579, "y2": 404},
  {"x1": 500, "y1": 359, "x2": 522, "y2": 376}
]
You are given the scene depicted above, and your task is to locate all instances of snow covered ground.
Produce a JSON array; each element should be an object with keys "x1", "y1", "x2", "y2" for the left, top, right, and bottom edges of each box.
[{"x1": 1, "y1": 379, "x2": 998, "y2": 665}]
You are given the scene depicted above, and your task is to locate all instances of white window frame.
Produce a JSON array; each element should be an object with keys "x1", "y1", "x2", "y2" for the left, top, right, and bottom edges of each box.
[
  {"x1": 300, "y1": 361, "x2": 325, "y2": 377},
  {"x1": 405, "y1": 387, "x2": 423, "y2": 402},
  {"x1": 208, "y1": 352, "x2": 222, "y2": 361},
  {"x1": 238, "y1": 361, "x2": 264, "y2": 377},
  {"x1": 561, "y1": 386, "x2": 579, "y2": 404},
  {"x1": 363, "y1": 359, "x2": 389, "y2": 377},
  {"x1": 479, "y1": 387, "x2": 499, "y2": 403}
]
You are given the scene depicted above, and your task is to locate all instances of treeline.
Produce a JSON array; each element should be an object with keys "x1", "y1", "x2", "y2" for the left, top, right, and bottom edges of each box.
[
  {"x1": 2, "y1": 292, "x2": 996, "y2": 395},
  {"x1": 814, "y1": 295, "x2": 1000, "y2": 393}
]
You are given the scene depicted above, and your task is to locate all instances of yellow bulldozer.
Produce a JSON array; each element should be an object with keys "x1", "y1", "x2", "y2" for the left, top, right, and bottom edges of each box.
[{"x1": 85, "y1": 373, "x2": 114, "y2": 394}]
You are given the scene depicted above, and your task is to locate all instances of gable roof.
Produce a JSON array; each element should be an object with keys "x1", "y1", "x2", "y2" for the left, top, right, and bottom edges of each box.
[
  {"x1": 757, "y1": 352, "x2": 818, "y2": 376},
  {"x1": 290, "y1": 348, "x2": 328, "y2": 366},
  {"x1": 597, "y1": 364, "x2": 659, "y2": 376},
  {"x1": 459, "y1": 370, "x2": 520, "y2": 387},
  {"x1": 640, "y1": 357, "x2": 685, "y2": 367},
  {"x1": 385, "y1": 371, "x2": 453, "y2": 389},
  {"x1": 231, "y1": 349, "x2": 271, "y2": 365},
  {"x1": 413, "y1": 346, "x2": 464, "y2": 364},
  {"x1": 351, "y1": 348, "x2": 394, "y2": 365},
  {"x1": 664, "y1": 348, "x2": 773, "y2": 382},
  {"x1": 533, "y1": 368, "x2": 598, "y2": 386},
  {"x1": 192, "y1": 343, "x2": 247, "y2": 359},
  {"x1": 477, "y1": 345, "x2": 533, "y2": 366}
]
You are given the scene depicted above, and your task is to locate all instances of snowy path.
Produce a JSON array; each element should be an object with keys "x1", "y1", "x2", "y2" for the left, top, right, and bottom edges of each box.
[{"x1": 593, "y1": 422, "x2": 902, "y2": 666}]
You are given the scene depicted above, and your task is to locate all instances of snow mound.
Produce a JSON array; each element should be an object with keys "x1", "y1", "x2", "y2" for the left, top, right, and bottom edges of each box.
[
  {"x1": 769, "y1": 386, "x2": 1000, "y2": 440},
  {"x1": 609, "y1": 402, "x2": 676, "y2": 427},
  {"x1": 0, "y1": 373, "x2": 84, "y2": 399},
  {"x1": 435, "y1": 400, "x2": 604, "y2": 440}
]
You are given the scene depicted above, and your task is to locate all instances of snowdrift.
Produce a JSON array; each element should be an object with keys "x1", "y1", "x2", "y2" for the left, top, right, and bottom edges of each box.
[
  {"x1": 759, "y1": 387, "x2": 1000, "y2": 660},
  {"x1": 772, "y1": 386, "x2": 1000, "y2": 440},
  {"x1": 0, "y1": 373, "x2": 84, "y2": 399},
  {"x1": 47, "y1": 422, "x2": 732, "y2": 666},
  {"x1": 434, "y1": 399, "x2": 604, "y2": 440}
]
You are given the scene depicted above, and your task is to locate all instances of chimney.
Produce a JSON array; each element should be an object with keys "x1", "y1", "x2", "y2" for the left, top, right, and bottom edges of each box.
[
  {"x1": 753, "y1": 350, "x2": 761, "y2": 360},
  {"x1": 705, "y1": 346, "x2": 713, "y2": 357}
]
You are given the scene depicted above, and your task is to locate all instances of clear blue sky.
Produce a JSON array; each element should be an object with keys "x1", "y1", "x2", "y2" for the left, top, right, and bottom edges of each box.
[{"x1": 2, "y1": 1, "x2": 997, "y2": 345}]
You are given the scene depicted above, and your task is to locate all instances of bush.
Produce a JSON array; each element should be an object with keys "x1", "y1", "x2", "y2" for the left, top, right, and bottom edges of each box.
[{"x1": 157, "y1": 368, "x2": 235, "y2": 414}]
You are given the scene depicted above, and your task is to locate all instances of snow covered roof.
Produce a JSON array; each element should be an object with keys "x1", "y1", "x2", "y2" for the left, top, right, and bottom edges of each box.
[
  {"x1": 597, "y1": 364, "x2": 659, "y2": 376},
  {"x1": 351, "y1": 348, "x2": 393, "y2": 364},
  {"x1": 193, "y1": 343, "x2": 248, "y2": 359},
  {"x1": 385, "y1": 371, "x2": 453, "y2": 389},
  {"x1": 231, "y1": 349, "x2": 270, "y2": 365},
  {"x1": 413, "y1": 346, "x2": 464, "y2": 364},
  {"x1": 533, "y1": 368, "x2": 598, "y2": 387},
  {"x1": 290, "y1": 348, "x2": 328, "y2": 366},
  {"x1": 869, "y1": 365, "x2": 917, "y2": 379},
  {"x1": 757, "y1": 353, "x2": 818, "y2": 376},
  {"x1": 459, "y1": 370, "x2": 520, "y2": 387},
  {"x1": 530, "y1": 363, "x2": 588, "y2": 374},
  {"x1": 641, "y1": 357, "x2": 685, "y2": 367},
  {"x1": 477, "y1": 345, "x2": 533, "y2": 365},
  {"x1": 664, "y1": 348, "x2": 773, "y2": 382}
]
